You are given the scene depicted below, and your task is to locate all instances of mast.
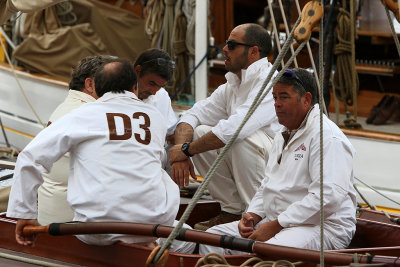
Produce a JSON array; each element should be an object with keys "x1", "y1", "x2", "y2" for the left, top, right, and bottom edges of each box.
[{"x1": 194, "y1": 0, "x2": 208, "y2": 102}]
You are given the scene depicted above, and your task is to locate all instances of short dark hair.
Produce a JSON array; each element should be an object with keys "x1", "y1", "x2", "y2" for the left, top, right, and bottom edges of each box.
[
  {"x1": 94, "y1": 58, "x2": 137, "y2": 97},
  {"x1": 278, "y1": 68, "x2": 318, "y2": 105},
  {"x1": 69, "y1": 55, "x2": 116, "y2": 91},
  {"x1": 134, "y1": 49, "x2": 174, "y2": 81},
  {"x1": 243, "y1": 24, "x2": 272, "y2": 58}
]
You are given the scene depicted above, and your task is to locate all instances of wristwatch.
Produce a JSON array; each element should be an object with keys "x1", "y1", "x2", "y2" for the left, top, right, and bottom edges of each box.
[{"x1": 181, "y1": 142, "x2": 193, "y2": 157}]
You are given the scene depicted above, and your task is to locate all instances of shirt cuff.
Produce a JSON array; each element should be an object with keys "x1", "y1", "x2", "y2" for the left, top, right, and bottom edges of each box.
[
  {"x1": 277, "y1": 213, "x2": 290, "y2": 228},
  {"x1": 179, "y1": 115, "x2": 199, "y2": 130}
]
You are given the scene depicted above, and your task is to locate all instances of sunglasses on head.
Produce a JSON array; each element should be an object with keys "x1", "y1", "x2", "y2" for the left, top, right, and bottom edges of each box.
[
  {"x1": 225, "y1": 40, "x2": 255, "y2": 51},
  {"x1": 282, "y1": 70, "x2": 306, "y2": 90},
  {"x1": 142, "y1": 58, "x2": 176, "y2": 69}
]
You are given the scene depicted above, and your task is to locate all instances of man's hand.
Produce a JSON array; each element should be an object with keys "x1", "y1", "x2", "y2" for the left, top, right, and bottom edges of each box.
[
  {"x1": 15, "y1": 219, "x2": 40, "y2": 246},
  {"x1": 238, "y1": 212, "x2": 262, "y2": 238},
  {"x1": 166, "y1": 134, "x2": 175, "y2": 145},
  {"x1": 171, "y1": 159, "x2": 196, "y2": 188},
  {"x1": 248, "y1": 219, "x2": 283, "y2": 242},
  {"x1": 169, "y1": 144, "x2": 189, "y2": 163}
]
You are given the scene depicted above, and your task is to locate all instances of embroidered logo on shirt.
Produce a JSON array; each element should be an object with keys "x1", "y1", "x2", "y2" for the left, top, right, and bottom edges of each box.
[
  {"x1": 294, "y1": 143, "x2": 306, "y2": 152},
  {"x1": 294, "y1": 143, "x2": 306, "y2": 160}
]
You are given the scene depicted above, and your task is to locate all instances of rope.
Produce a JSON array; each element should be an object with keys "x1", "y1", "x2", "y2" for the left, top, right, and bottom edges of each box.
[
  {"x1": 318, "y1": 2, "x2": 325, "y2": 266},
  {"x1": 354, "y1": 176, "x2": 400, "y2": 207},
  {"x1": 195, "y1": 253, "x2": 302, "y2": 267},
  {"x1": 277, "y1": 0, "x2": 298, "y2": 68},
  {"x1": 162, "y1": 0, "x2": 176, "y2": 56},
  {"x1": 332, "y1": 0, "x2": 359, "y2": 108},
  {"x1": 0, "y1": 26, "x2": 45, "y2": 127},
  {"x1": 185, "y1": 0, "x2": 195, "y2": 56},
  {"x1": 354, "y1": 184, "x2": 376, "y2": 211},
  {"x1": 293, "y1": 0, "x2": 328, "y2": 116},
  {"x1": 171, "y1": 46, "x2": 216, "y2": 101},
  {"x1": 0, "y1": 116, "x2": 10, "y2": 148},
  {"x1": 54, "y1": 1, "x2": 77, "y2": 26},
  {"x1": 382, "y1": 2, "x2": 400, "y2": 58},
  {"x1": 152, "y1": 16, "x2": 304, "y2": 264},
  {"x1": 171, "y1": 0, "x2": 191, "y2": 96},
  {"x1": 145, "y1": 0, "x2": 165, "y2": 47},
  {"x1": 267, "y1": 0, "x2": 285, "y2": 69},
  {"x1": 0, "y1": 251, "x2": 75, "y2": 267}
]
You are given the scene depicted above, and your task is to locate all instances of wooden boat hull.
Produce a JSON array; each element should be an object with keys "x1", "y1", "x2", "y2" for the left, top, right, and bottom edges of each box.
[{"x1": 1, "y1": 208, "x2": 400, "y2": 267}]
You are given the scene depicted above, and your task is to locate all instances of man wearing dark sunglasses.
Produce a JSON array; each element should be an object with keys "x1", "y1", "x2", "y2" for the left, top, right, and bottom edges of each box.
[
  {"x1": 169, "y1": 23, "x2": 281, "y2": 230},
  {"x1": 199, "y1": 68, "x2": 356, "y2": 253}
]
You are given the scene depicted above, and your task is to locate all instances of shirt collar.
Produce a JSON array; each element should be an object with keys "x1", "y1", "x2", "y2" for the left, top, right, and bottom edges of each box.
[
  {"x1": 98, "y1": 91, "x2": 140, "y2": 102},
  {"x1": 281, "y1": 105, "x2": 315, "y2": 145},
  {"x1": 68, "y1": 90, "x2": 96, "y2": 103},
  {"x1": 225, "y1": 57, "x2": 270, "y2": 86}
]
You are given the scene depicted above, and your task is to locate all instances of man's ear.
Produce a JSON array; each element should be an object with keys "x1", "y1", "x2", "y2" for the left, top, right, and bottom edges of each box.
[
  {"x1": 84, "y1": 77, "x2": 99, "y2": 99},
  {"x1": 84, "y1": 78, "x2": 94, "y2": 93},
  {"x1": 303, "y1": 92, "x2": 312, "y2": 107},
  {"x1": 134, "y1": 65, "x2": 141, "y2": 76},
  {"x1": 250, "y1": 46, "x2": 260, "y2": 58}
]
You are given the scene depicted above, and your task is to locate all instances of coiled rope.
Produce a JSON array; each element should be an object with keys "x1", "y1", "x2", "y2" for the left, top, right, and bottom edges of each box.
[
  {"x1": 145, "y1": 0, "x2": 165, "y2": 47},
  {"x1": 171, "y1": 0, "x2": 191, "y2": 96},
  {"x1": 195, "y1": 253, "x2": 302, "y2": 267},
  {"x1": 152, "y1": 16, "x2": 305, "y2": 265},
  {"x1": 332, "y1": 0, "x2": 359, "y2": 107},
  {"x1": 162, "y1": 0, "x2": 176, "y2": 56}
]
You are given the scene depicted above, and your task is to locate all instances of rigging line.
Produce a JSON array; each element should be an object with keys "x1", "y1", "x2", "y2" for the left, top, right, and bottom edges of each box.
[
  {"x1": 354, "y1": 184, "x2": 376, "y2": 210},
  {"x1": 354, "y1": 176, "x2": 400, "y2": 207},
  {"x1": 0, "y1": 27, "x2": 15, "y2": 50},
  {"x1": 153, "y1": 17, "x2": 303, "y2": 266},
  {"x1": 0, "y1": 26, "x2": 45, "y2": 128},
  {"x1": 267, "y1": 0, "x2": 285, "y2": 68},
  {"x1": 318, "y1": 1, "x2": 325, "y2": 266},
  {"x1": 170, "y1": 45, "x2": 217, "y2": 101},
  {"x1": 277, "y1": 0, "x2": 298, "y2": 67},
  {"x1": 0, "y1": 116, "x2": 10, "y2": 148},
  {"x1": 382, "y1": 2, "x2": 400, "y2": 58},
  {"x1": 294, "y1": 0, "x2": 328, "y2": 116}
]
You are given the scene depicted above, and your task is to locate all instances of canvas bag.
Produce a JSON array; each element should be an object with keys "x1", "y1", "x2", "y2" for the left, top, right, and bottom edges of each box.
[{"x1": 13, "y1": 5, "x2": 110, "y2": 80}]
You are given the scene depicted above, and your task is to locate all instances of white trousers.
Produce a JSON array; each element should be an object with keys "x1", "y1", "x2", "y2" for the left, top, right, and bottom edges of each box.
[
  {"x1": 192, "y1": 125, "x2": 273, "y2": 214},
  {"x1": 199, "y1": 220, "x2": 348, "y2": 255}
]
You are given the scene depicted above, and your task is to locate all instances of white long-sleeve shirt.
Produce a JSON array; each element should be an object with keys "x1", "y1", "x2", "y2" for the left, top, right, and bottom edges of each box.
[
  {"x1": 7, "y1": 91, "x2": 180, "y2": 244},
  {"x1": 143, "y1": 88, "x2": 177, "y2": 136},
  {"x1": 179, "y1": 57, "x2": 281, "y2": 143},
  {"x1": 248, "y1": 105, "x2": 357, "y2": 245}
]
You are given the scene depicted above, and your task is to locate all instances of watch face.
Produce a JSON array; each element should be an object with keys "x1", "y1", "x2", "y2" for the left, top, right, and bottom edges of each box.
[{"x1": 182, "y1": 143, "x2": 188, "y2": 151}]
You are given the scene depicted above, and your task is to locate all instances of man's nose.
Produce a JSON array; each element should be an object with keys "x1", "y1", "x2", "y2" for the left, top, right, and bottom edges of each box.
[{"x1": 222, "y1": 45, "x2": 229, "y2": 54}]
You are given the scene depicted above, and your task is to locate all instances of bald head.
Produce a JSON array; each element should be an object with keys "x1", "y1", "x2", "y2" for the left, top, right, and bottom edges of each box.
[
  {"x1": 94, "y1": 58, "x2": 137, "y2": 97},
  {"x1": 240, "y1": 23, "x2": 272, "y2": 59}
]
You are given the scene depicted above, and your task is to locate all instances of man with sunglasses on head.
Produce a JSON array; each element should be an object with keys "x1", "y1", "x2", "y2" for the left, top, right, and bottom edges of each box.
[
  {"x1": 169, "y1": 23, "x2": 281, "y2": 230},
  {"x1": 134, "y1": 49, "x2": 178, "y2": 173},
  {"x1": 199, "y1": 68, "x2": 356, "y2": 254},
  {"x1": 134, "y1": 48, "x2": 177, "y2": 140}
]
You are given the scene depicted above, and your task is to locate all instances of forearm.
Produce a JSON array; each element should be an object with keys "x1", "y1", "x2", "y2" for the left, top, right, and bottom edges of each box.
[
  {"x1": 188, "y1": 131, "x2": 225, "y2": 156},
  {"x1": 174, "y1": 122, "x2": 194, "y2": 144}
]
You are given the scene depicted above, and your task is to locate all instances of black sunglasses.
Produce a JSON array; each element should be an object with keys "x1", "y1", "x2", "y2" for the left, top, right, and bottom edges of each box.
[
  {"x1": 141, "y1": 58, "x2": 176, "y2": 69},
  {"x1": 225, "y1": 40, "x2": 255, "y2": 51},
  {"x1": 282, "y1": 70, "x2": 306, "y2": 91}
]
